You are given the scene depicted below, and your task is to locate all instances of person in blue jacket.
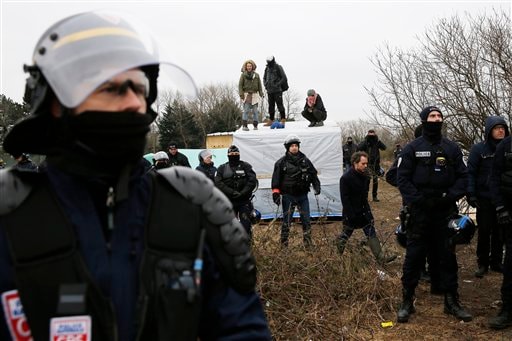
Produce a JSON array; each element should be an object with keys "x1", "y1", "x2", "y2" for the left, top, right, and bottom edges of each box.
[
  {"x1": 396, "y1": 105, "x2": 471, "y2": 323},
  {"x1": 467, "y1": 116, "x2": 507, "y2": 278},
  {"x1": 0, "y1": 11, "x2": 271, "y2": 341}
]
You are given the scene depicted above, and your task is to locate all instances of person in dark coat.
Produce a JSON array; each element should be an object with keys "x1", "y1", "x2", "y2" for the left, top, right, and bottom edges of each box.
[
  {"x1": 167, "y1": 142, "x2": 191, "y2": 167},
  {"x1": 263, "y1": 56, "x2": 288, "y2": 124},
  {"x1": 342, "y1": 137, "x2": 357, "y2": 171},
  {"x1": 357, "y1": 129, "x2": 386, "y2": 201},
  {"x1": 301, "y1": 89, "x2": 327, "y2": 127},
  {"x1": 396, "y1": 105, "x2": 471, "y2": 324},
  {"x1": 215, "y1": 145, "x2": 257, "y2": 239},
  {"x1": 467, "y1": 116, "x2": 508, "y2": 278},
  {"x1": 271, "y1": 134, "x2": 320, "y2": 248},
  {"x1": 196, "y1": 149, "x2": 217, "y2": 182},
  {"x1": 0, "y1": 11, "x2": 270, "y2": 340},
  {"x1": 337, "y1": 151, "x2": 396, "y2": 263},
  {"x1": 487, "y1": 121, "x2": 512, "y2": 330}
]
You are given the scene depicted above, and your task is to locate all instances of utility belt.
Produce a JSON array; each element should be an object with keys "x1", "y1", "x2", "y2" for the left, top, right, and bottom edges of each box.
[{"x1": 0, "y1": 172, "x2": 205, "y2": 340}]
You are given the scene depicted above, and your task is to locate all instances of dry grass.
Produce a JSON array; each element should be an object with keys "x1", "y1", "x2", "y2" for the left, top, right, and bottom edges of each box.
[{"x1": 252, "y1": 181, "x2": 512, "y2": 340}]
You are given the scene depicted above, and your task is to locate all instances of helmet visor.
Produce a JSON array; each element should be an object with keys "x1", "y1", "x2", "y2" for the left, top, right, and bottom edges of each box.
[{"x1": 33, "y1": 10, "x2": 197, "y2": 108}]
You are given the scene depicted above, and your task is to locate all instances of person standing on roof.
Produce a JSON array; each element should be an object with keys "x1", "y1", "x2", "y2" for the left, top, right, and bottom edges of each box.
[
  {"x1": 263, "y1": 56, "x2": 288, "y2": 125},
  {"x1": 239, "y1": 60, "x2": 263, "y2": 131}
]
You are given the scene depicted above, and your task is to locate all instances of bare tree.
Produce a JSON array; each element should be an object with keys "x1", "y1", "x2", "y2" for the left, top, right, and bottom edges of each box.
[{"x1": 366, "y1": 10, "x2": 511, "y2": 152}]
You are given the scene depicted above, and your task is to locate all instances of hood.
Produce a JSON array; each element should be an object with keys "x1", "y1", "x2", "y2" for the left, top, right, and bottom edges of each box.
[
  {"x1": 484, "y1": 116, "x2": 509, "y2": 141},
  {"x1": 241, "y1": 59, "x2": 257, "y2": 72}
]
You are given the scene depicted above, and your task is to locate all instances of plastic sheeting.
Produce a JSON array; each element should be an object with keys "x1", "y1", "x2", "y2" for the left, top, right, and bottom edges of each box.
[{"x1": 232, "y1": 120, "x2": 343, "y2": 219}]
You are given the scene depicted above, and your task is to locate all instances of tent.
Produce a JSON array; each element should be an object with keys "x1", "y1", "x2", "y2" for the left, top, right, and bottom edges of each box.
[{"x1": 232, "y1": 120, "x2": 343, "y2": 219}]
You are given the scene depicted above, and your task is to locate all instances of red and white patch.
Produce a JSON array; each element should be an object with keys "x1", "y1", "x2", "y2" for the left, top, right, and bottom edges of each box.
[
  {"x1": 1, "y1": 290, "x2": 33, "y2": 341},
  {"x1": 50, "y1": 315, "x2": 91, "y2": 341}
]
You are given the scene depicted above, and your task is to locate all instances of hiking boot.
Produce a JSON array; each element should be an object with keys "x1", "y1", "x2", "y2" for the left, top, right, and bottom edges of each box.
[
  {"x1": 368, "y1": 237, "x2": 397, "y2": 264},
  {"x1": 444, "y1": 293, "x2": 472, "y2": 322},
  {"x1": 308, "y1": 121, "x2": 316, "y2": 127},
  {"x1": 489, "y1": 308, "x2": 512, "y2": 329},
  {"x1": 263, "y1": 118, "x2": 273, "y2": 126},
  {"x1": 474, "y1": 265, "x2": 488, "y2": 278},
  {"x1": 397, "y1": 292, "x2": 415, "y2": 323}
]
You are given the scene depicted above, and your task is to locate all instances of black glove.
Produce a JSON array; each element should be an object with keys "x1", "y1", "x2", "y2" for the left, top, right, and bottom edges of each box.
[
  {"x1": 314, "y1": 187, "x2": 321, "y2": 196},
  {"x1": 272, "y1": 192, "x2": 281, "y2": 205},
  {"x1": 496, "y1": 206, "x2": 512, "y2": 225},
  {"x1": 467, "y1": 196, "x2": 479, "y2": 209}
]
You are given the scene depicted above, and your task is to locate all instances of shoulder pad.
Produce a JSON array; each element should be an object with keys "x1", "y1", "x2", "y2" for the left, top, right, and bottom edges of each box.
[
  {"x1": 157, "y1": 166, "x2": 257, "y2": 293},
  {"x1": 0, "y1": 168, "x2": 33, "y2": 215}
]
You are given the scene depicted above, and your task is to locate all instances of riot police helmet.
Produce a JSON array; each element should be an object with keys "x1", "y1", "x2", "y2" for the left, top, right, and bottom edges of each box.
[
  {"x1": 395, "y1": 224, "x2": 407, "y2": 248},
  {"x1": 447, "y1": 214, "x2": 476, "y2": 245}
]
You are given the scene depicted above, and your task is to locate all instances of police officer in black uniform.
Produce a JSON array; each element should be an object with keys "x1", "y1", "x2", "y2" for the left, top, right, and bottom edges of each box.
[
  {"x1": 215, "y1": 145, "x2": 258, "y2": 239},
  {"x1": 488, "y1": 121, "x2": 512, "y2": 330},
  {"x1": 396, "y1": 106, "x2": 471, "y2": 323},
  {"x1": 342, "y1": 137, "x2": 357, "y2": 171},
  {"x1": 0, "y1": 11, "x2": 270, "y2": 340},
  {"x1": 357, "y1": 129, "x2": 386, "y2": 201}
]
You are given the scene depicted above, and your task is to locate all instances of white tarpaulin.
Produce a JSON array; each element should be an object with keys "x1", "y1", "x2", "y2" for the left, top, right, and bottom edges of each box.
[{"x1": 232, "y1": 120, "x2": 343, "y2": 219}]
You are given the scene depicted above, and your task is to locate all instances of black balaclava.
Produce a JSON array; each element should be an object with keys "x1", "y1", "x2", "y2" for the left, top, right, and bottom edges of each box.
[{"x1": 420, "y1": 106, "x2": 443, "y2": 142}]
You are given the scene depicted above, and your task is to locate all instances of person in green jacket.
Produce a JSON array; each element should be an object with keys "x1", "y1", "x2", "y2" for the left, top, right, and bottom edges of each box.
[{"x1": 239, "y1": 60, "x2": 263, "y2": 131}]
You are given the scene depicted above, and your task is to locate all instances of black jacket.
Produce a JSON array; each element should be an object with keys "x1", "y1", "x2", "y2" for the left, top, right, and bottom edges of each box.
[
  {"x1": 339, "y1": 167, "x2": 373, "y2": 227},
  {"x1": 196, "y1": 162, "x2": 217, "y2": 182},
  {"x1": 215, "y1": 161, "x2": 257, "y2": 203},
  {"x1": 168, "y1": 152, "x2": 191, "y2": 168},
  {"x1": 357, "y1": 136, "x2": 386, "y2": 169},
  {"x1": 263, "y1": 60, "x2": 288, "y2": 94},
  {"x1": 272, "y1": 151, "x2": 320, "y2": 196}
]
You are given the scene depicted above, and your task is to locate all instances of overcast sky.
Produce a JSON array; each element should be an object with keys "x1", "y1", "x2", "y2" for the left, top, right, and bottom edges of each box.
[{"x1": 1, "y1": 0, "x2": 509, "y2": 122}]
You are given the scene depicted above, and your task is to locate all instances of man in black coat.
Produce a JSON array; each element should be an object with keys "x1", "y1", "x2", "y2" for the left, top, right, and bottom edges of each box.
[
  {"x1": 357, "y1": 129, "x2": 386, "y2": 201},
  {"x1": 167, "y1": 142, "x2": 191, "y2": 167},
  {"x1": 337, "y1": 151, "x2": 396, "y2": 263},
  {"x1": 263, "y1": 56, "x2": 288, "y2": 124},
  {"x1": 342, "y1": 137, "x2": 357, "y2": 171}
]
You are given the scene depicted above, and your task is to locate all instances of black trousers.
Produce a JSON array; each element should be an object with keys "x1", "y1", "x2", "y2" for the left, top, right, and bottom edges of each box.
[
  {"x1": 501, "y1": 224, "x2": 512, "y2": 307},
  {"x1": 475, "y1": 198, "x2": 503, "y2": 267},
  {"x1": 402, "y1": 205, "x2": 458, "y2": 294},
  {"x1": 302, "y1": 109, "x2": 326, "y2": 123},
  {"x1": 267, "y1": 92, "x2": 285, "y2": 120}
]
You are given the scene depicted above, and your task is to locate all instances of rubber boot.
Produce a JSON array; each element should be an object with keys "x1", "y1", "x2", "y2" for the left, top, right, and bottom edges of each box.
[
  {"x1": 253, "y1": 121, "x2": 258, "y2": 130},
  {"x1": 303, "y1": 228, "x2": 313, "y2": 250},
  {"x1": 336, "y1": 237, "x2": 348, "y2": 255},
  {"x1": 368, "y1": 237, "x2": 397, "y2": 264},
  {"x1": 397, "y1": 289, "x2": 415, "y2": 323},
  {"x1": 444, "y1": 292, "x2": 472, "y2": 322},
  {"x1": 489, "y1": 304, "x2": 512, "y2": 329},
  {"x1": 242, "y1": 120, "x2": 249, "y2": 131}
]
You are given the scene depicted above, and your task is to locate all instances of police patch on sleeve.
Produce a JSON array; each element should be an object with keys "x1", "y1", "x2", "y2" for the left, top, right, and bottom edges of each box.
[
  {"x1": 50, "y1": 315, "x2": 91, "y2": 341},
  {"x1": 1, "y1": 290, "x2": 32, "y2": 341}
]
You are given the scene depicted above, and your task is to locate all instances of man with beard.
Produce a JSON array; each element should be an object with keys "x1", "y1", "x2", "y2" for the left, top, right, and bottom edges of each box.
[
  {"x1": 396, "y1": 106, "x2": 470, "y2": 323},
  {"x1": 271, "y1": 135, "x2": 320, "y2": 248},
  {"x1": 0, "y1": 11, "x2": 270, "y2": 341},
  {"x1": 336, "y1": 151, "x2": 396, "y2": 264},
  {"x1": 357, "y1": 129, "x2": 386, "y2": 201}
]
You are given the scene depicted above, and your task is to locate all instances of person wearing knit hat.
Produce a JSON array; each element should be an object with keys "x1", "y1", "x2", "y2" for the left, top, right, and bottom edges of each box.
[
  {"x1": 263, "y1": 56, "x2": 288, "y2": 125},
  {"x1": 357, "y1": 129, "x2": 386, "y2": 201},
  {"x1": 196, "y1": 149, "x2": 217, "y2": 182},
  {"x1": 271, "y1": 134, "x2": 321, "y2": 248},
  {"x1": 167, "y1": 142, "x2": 191, "y2": 167},
  {"x1": 301, "y1": 89, "x2": 327, "y2": 127},
  {"x1": 215, "y1": 145, "x2": 258, "y2": 239},
  {"x1": 239, "y1": 60, "x2": 263, "y2": 131},
  {"x1": 396, "y1": 104, "x2": 471, "y2": 324}
]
